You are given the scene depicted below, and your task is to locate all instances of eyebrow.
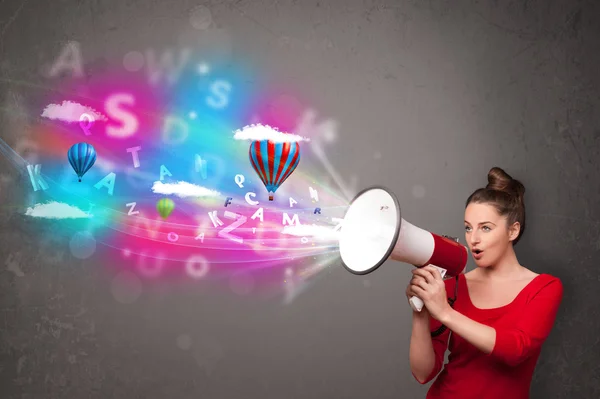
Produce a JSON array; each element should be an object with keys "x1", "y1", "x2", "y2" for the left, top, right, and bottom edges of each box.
[{"x1": 464, "y1": 221, "x2": 497, "y2": 226}]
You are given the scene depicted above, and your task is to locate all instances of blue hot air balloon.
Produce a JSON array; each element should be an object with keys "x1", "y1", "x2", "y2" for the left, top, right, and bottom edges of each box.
[
  {"x1": 67, "y1": 142, "x2": 97, "y2": 182},
  {"x1": 249, "y1": 139, "x2": 300, "y2": 201}
]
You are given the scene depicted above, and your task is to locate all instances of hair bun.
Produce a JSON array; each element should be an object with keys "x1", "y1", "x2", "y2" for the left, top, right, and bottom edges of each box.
[{"x1": 486, "y1": 167, "x2": 525, "y2": 200}]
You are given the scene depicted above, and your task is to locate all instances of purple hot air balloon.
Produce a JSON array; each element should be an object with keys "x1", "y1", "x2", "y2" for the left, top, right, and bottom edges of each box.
[{"x1": 249, "y1": 139, "x2": 300, "y2": 201}]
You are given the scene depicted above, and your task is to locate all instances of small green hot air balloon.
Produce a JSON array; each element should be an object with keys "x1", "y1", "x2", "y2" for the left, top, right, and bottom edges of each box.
[{"x1": 156, "y1": 198, "x2": 175, "y2": 220}]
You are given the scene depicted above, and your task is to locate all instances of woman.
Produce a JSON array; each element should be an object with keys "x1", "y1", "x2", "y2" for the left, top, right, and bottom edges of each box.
[{"x1": 407, "y1": 167, "x2": 563, "y2": 399}]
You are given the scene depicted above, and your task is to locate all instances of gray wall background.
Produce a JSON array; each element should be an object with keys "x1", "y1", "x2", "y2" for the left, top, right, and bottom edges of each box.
[{"x1": 1, "y1": 0, "x2": 599, "y2": 398}]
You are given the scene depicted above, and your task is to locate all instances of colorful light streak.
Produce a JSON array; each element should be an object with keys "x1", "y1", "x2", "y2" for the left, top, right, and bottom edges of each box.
[{"x1": 0, "y1": 48, "x2": 352, "y2": 295}]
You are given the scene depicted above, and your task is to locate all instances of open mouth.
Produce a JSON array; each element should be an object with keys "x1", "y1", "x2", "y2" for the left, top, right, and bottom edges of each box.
[{"x1": 472, "y1": 249, "x2": 484, "y2": 259}]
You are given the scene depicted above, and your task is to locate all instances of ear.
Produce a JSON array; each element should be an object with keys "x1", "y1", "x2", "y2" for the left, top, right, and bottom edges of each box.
[{"x1": 508, "y1": 221, "x2": 520, "y2": 242}]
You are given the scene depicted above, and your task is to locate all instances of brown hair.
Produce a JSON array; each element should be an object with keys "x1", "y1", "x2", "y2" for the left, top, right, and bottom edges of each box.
[{"x1": 465, "y1": 167, "x2": 526, "y2": 245}]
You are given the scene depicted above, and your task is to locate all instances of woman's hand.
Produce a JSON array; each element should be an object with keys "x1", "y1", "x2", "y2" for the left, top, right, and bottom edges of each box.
[{"x1": 410, "y1": 265, "x2": 452, "y2": 322}]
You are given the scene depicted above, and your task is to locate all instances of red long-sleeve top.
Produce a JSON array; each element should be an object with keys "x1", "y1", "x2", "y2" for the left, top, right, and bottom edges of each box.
[{"x1": 416, "y1": 273, "x2": 563, "y2": 399}]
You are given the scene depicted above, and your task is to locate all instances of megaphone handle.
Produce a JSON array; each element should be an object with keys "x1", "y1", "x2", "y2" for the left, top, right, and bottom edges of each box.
[
  {"x1": 408, "y1": 265, "x2": 448, "y2": 312},
  {"x1": 409, "y1": 296, "x2": 424, "y2": 312}
]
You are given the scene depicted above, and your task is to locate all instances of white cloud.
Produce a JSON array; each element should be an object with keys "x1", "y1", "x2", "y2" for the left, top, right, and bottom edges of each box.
[
  {"x1": 233, "y1": 123, "x2": 310, "y2": 143},
  {"x1": 151, "y1": 181, "x2": 221, "y2": 198},
  {"x1": 25, "y1": 201, "x2": 92, "y2": 219},
  {"x1": 41, "y1": 100, "x2": 108, "y2": 123},
  {"x1": 281, "y1": 224, "x2": 340, "y2": 241}
]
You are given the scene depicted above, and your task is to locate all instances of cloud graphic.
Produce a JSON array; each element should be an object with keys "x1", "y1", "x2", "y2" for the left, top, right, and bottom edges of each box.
[
  {"x1": 41, "y1": 100, "x2": 107, "y2": 122},
  {"x1": 281, "y1": 224, "x2": 340, "y2": 241},
  {"x1": 25, "y1": 201, "x2": 92, "y2": 219},
  {"x1": 233, "y1": 123, "x2": 310, "y2": 143},
  {"x1": 151, "y1": 181, "x2": 221, "y2": 198}
]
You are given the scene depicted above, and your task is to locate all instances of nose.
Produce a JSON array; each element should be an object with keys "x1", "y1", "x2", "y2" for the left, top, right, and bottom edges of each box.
[{"x1": 468, "y1": 230, "x2": 481, "y2": 247}]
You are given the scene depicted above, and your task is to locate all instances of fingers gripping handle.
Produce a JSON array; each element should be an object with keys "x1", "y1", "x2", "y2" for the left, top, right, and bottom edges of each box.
[{"x1": 409, "y1": 265, "x2": 447, "y2": 312}]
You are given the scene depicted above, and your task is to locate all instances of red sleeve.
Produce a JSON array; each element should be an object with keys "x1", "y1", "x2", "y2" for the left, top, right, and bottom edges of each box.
[
  {"x1": 490, "y1": 276, "x2": 563, "y2": 367},
  {"x1": 413, "y1": 278, "x2": 455, "y2": 385}
]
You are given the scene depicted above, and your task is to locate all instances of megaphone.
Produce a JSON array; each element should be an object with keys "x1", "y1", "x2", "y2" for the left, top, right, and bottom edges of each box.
[{"x1": 338, "y1": 186, "x2": 468, "y2": 312}]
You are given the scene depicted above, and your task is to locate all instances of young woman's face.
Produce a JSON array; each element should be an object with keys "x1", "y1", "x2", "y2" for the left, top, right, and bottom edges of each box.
[{"x1": 464, "y1": 202, "x2": 514, "y2": 267}]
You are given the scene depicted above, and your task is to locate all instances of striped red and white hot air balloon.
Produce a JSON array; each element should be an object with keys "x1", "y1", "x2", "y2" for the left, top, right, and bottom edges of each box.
[{"x1": 249, "y1": 139, "x2": 300, "y2": 201}]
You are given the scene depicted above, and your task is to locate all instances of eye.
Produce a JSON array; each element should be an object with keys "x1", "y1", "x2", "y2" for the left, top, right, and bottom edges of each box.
[
  {"x1": 482, "y1": 226, "x2": 491, "y2": 231},
  {"x1": 464, "y1": 226, "x2": 471, "y2": 232}
]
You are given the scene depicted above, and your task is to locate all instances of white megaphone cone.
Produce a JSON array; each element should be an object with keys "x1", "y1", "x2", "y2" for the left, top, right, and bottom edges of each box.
[{"x1": 338, "y1": 186, "x2": 467, "y2": 312}]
